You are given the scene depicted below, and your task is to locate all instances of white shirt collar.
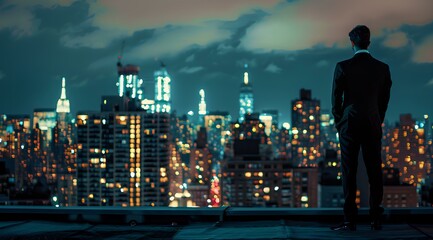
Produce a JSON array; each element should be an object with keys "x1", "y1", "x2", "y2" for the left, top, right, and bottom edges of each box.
[{"x1": 354, "y1": 49, "x2": 370, "y2": 55}]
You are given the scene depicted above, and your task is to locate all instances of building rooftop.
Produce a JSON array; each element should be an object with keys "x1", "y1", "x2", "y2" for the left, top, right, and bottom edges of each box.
[{"x1": 0, "y1": 207, "x2": 432, "y2": 239}]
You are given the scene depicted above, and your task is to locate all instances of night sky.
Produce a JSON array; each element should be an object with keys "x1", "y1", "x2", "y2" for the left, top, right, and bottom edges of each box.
[{"x1": 1, "y1": 0, "x2": 433, "y2": 125}]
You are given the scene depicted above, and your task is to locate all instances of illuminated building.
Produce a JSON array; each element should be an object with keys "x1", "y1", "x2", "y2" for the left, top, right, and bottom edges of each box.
[
  {"x1": 209, "y1": 176, "x2": 221, "y2": 207},
  {"x1": 198, "y1": 89, "x2": 207, "y2": 125},
  {"x1": 231, "y1": 113, "x2": 267, "y2": 145},
  {"x1": 116, "y1": 63, "x2": 143, "y2": 100},
  {"x1": 239, "y1": 64, "x2": 254, "y2": 122},
  {"x1": 320, "y1": 110, "x2": 339, "y2": 153},
  {"x1": 33, "y1": 108, "x2": 56, "y2": 142},
  {"x1": 291, "y1": 89, "x2": 321, "y2": 167},
  {"x1": 32, "y1": 108, "x2": 56, "y2": 180},
  {"x1": 318, "y1": 149, "x2": 343, "y2": 208},
  {"x1": 204, "y1": 111, "x2": 232, "y2": 168},
  {"x1": 154, "y1": 63, "x2": 171, "y2": 113},
  {"x1": 221, "y1": 139, "x2": 318, "y2": 207},
  {"x1": 260, "y1": 110, "x2": 281, "y2": 158},
  {"x1": 141, "y1": 99, "x2": 155, "y2": 112},
  {"x1": 259, "y1": 114, "x2": 273, "y2": 137},
  {"x1": 53, "y1": 78, "x2": 76, "y2": 206},
  {"x1": 76, "y1": 100, "x2": 170, "y2": 207},
  {"x1": 188, "y1": 127, "x2": 213, "y2": 207},
  {"x1": 168, "y1": 143, "x2": 191, "y2": 207},
  {"x1": 272, "y1": 125, "x2": 291, "y2": 160},
  {"x1": 0, "y1": 115, "x2": 32, "y2": 191},
  {"x1": 382, "y1": 167, "x2": 417, "y2": 207},
  {"x1": 383, "y1": 185, "x2": 417, "y2": 208},
  {"x1": 383, "y1": 114, "x2": 430, "y2": 186},
  {"x1": 172, "y1": 114, "x2": 195, "y2": 165}
]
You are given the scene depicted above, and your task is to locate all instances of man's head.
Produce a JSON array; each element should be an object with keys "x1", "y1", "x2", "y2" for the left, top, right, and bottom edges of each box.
[{"x1": 349, "y1": 25, "x2": 370, "y2": 50}]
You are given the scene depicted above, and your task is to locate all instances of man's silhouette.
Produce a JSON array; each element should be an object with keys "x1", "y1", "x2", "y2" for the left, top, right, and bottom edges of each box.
[{"x1": 330, "y1": 25, "x2": 392, "y2": 231}]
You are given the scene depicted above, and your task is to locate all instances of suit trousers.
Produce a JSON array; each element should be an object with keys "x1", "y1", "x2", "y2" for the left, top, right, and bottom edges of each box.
[{"x1": 338, "y1": 118, "x2": 384, "y2": 222}]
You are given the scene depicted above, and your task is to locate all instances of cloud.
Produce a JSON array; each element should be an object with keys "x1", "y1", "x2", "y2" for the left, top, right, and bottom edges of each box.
[
  {"x1": 0, "y1": 0, "x2": 74, "y2": 37},
  {"x1": 127, "y1": 24, "x2": 231, "y2": 60},
  {"x1": 265, "y1": 63, "x2": 282, "y2": 73},
  {"x1": 185, "y1": 54, "x2": 195, "y2": 63},
  {"x1": 240, "y1": 0, "x2": 433, "y2": 52},
  {"x1": 412, "y1": 34, "x2": 433, "y2": 63},
  {"x1": 383, "y1": 31, "x2": 409, "y2": 48},
  {"x1": 316, "y1": 60, "x2": 330, "y2": 68},
  {"x1": 217, "y1": 43, "x2": 235, "y2": 55},
  {"x1": 61, "y1": 0, "x2": 279, "y2": 50},
  {"x1": 179, "y1": 66, "x2": 204, "y2": 74},
  {"x1": 426, "y1": 78, "x2": 433, "y2": 86}
]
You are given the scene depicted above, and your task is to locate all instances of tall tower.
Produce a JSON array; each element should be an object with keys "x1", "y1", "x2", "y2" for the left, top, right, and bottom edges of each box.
[
  {"x1": 53, "y1": 77, "x2": 76, "y2": 206},
  {"x1": 56, "y1": 77, "x2": 70, "y2": 115},
  {"x1": 198, "y1": 89, "x2": 207, "y2": 124},
  {"x1": 154, "y1": 63, "x2": 171, "y2": 113},
  {"x1": 239, "y1": 64, "x2": 254, "y2": 122}
]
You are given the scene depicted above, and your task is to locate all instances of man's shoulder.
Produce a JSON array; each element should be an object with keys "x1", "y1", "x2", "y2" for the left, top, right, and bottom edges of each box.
[
  {"x1": 370, "y1": 56, "x2": 389, "y2": 69},
  {"x1": 336, "y1": 58, "x2": 352, "y2": 68},
  {"x1": 336, "y1": 55, "x2": 389, "y2": 69}
]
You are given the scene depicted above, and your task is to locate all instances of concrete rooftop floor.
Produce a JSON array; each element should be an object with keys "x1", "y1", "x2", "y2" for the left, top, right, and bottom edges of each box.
[
  {"x1": 1, "y1": 207, "x2": 433, "y2": 239},
  {"x1": 1, "y1": 220, "x2": 433, "y2": 239}
]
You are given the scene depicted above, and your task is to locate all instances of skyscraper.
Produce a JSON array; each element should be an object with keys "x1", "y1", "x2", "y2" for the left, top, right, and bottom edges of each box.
[
  {"x1": 154, "y1": 63, "x2": 171, "y2": 113},
  {"x1": 76, "y1": 98, "x2": 170, "y2": 207},
  {"x1": 53, "y1": 78, "x2": 76, "y2": 206},
  {"x1": 198, "y1": 89, "x2": 207, "y2": 125},
  {"x1": 204, "y1": 111, "x2": 232, "y2": 168},
  {"x1": 116, "y1": 63, "x2": 143, "y2": 100},
  {"x1": 239, "y1": 65, "x2": 254, "y2": 122},
  {"x1": 1, "y1": 115, "x2": 32, "y2": 191},
  {"x1": 291, "y1": 89, "x2": 321, "y2": 167}
]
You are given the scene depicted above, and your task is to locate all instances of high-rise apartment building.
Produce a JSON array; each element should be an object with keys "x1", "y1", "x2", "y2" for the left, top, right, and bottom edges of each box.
[
  {"x1": 222, "y1": 139, "x2": 318, "y2": 207},
  {"x1": 383, "y1": 114, "x2": 431, "y2": 185},
  {"x1": 76, "y1": 98, "x2": 170, "y2": 207},
  {"x1": 291, "y1": 89, "x2": 321, "y2": 167}
]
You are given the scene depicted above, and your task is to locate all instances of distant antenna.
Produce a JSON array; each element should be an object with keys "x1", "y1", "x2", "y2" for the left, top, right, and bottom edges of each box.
[{"x1": 117, "y1": 40, "x2": 125, "y2": 67}]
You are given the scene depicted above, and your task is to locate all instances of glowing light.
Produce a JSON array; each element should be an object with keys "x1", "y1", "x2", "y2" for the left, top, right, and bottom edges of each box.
[
  {"x1": 52, "y1": 196, "x2": 58, "y2": 202},
  {"x1": 282, "y1": 122, "x2": 291, "y2": 129},
  {"x1": 244, "y1": 72, "x2": 249, "y2": 85},
  {"x1": 301, "y1": 196, "x2": 308, "y2": 202},
  {"x1": 264, "y1": 187, "x2": 270, "y2": 193},
  {"x1": 274, "y1": 186, "x2": 279, "y2": 191}
]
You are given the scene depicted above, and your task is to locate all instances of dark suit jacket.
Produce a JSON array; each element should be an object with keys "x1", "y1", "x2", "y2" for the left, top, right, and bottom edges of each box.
[{"x1": 332, "y1": 52, "x2": 392, "y2": 134}]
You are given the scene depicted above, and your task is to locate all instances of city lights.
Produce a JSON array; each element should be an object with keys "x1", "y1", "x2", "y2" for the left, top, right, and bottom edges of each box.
[{"x1": 0, "y1": 45, "x2": 431, "y2": 212}]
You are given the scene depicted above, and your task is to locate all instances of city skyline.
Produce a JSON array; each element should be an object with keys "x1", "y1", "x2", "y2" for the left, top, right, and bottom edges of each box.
[{"x1": 1, "y1": 1, "x2": 433, "y2": 124}]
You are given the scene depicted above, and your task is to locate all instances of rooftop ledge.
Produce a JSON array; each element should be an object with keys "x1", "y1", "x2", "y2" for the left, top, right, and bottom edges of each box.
[{"x1": 0, "y1": 206, "x2": 432, "y2": 224}]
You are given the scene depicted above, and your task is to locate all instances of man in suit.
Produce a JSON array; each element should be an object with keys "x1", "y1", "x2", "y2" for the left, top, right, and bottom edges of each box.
[{"x1": 330, "y1": 25, "x2": 392, "y2": 231}]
